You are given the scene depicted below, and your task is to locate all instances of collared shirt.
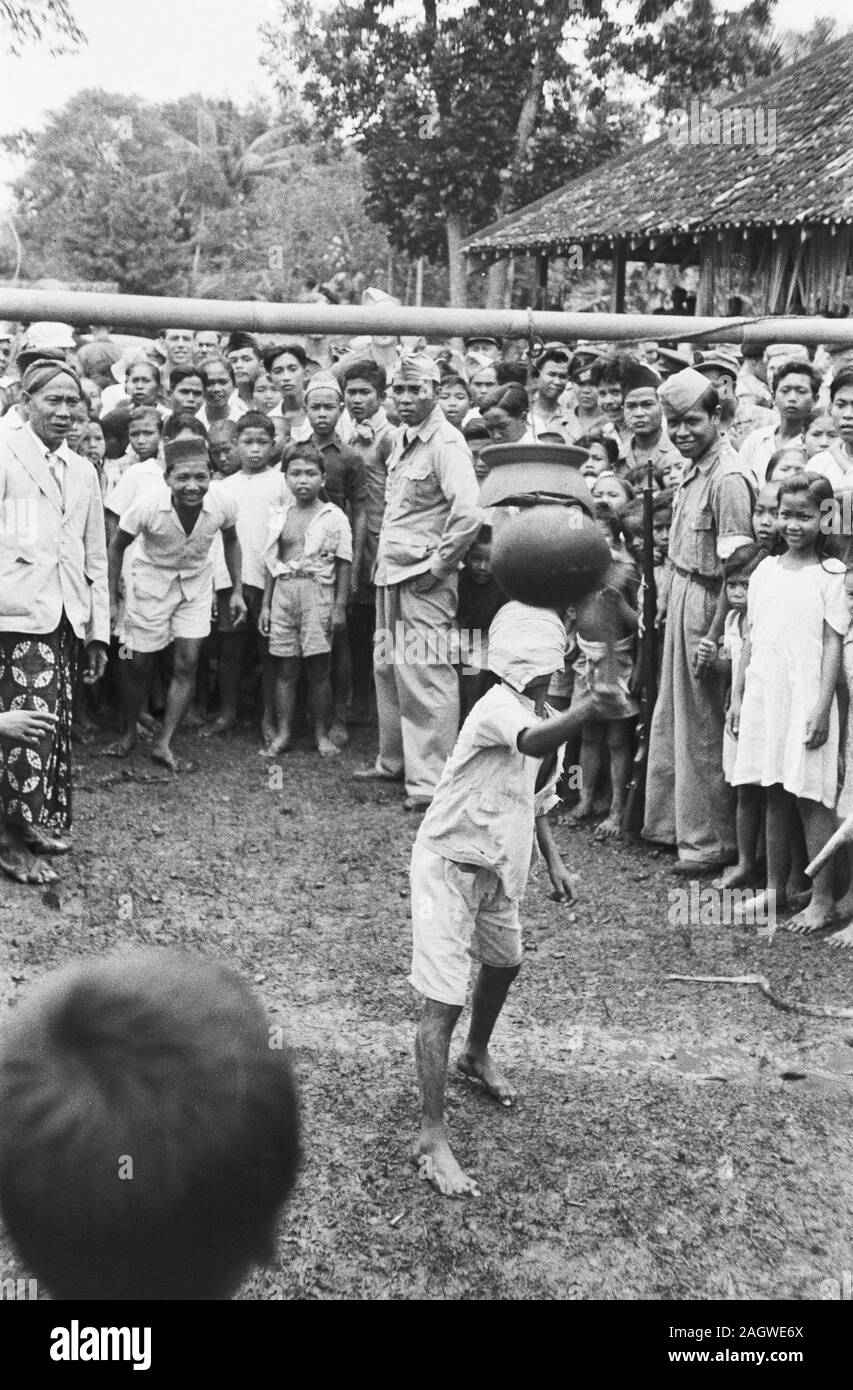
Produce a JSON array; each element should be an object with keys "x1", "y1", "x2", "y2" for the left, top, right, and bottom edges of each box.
[
  {"x1": 263, "y1": 497, "x2": 352, "y2": 587},
  {"x1": 269, "y1": 405, "x2": 313, "y2": 443},
  {"x1": 105, "y1": 457, "x2": 166, "y2": 516},
  {"x1": 624, "y1": 429, "x2": 683, "y2": 484},
  {"x1": 197, "y1": 392, "x2": 247, "y2": 428},
  {"x1": 529, "y1": 401, "x2": 569, "y2": 440},
  {"x1": 338, "y1": 405, "x2": 396, "y2": 449},
  {"x1": 416, "y1": 683, "x2": 559, "y2": 900},
  {"x1": 807, "y1": 447, "x2": 853, "y2": 493},
  {"x1": 375, "y1": 405, "x2": 481, "y2": 586},
  {"x1": 24, "y1": 424, "x2": 73, "y2": 503},
  {"x1": 119, "y1": 482, "x2": 238, "y2": 602},
  {"x1": 668, "y1": 437, "x2": 755, "y2": 579},
  {"x1": 562, "y1": 407, "x2": 607, "y2": 443},
  {"x1": 338, "y1": 408, "x2": 396, "y2": 534},
  {"x1": 213, "y1": 467, "x2": 292, "y2": 589},
  {"x1": 738, "y1": 422, "x2": 786, "y2": 487},
  {"x1": 311, "y1": 433, "x2": 367, "y2": 515}
]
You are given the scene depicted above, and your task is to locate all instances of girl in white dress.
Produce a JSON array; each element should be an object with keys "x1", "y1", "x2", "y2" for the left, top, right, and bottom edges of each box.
[{"x1": 729, "y1": 474, "x2": 848, "y2": 932}]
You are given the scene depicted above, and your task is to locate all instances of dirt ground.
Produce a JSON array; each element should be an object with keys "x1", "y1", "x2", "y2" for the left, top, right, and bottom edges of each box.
[{"x1": 1, "y1": 719, "x2": 852, "y2": 1302}]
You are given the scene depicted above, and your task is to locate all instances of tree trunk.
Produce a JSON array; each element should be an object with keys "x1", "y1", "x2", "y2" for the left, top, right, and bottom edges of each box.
[
  {"x1": 446, "y1": 213, "x2": 466, "y2": 307},
  {"x1": 487, "y1": 258, "x2": 508, "y2": 309}
]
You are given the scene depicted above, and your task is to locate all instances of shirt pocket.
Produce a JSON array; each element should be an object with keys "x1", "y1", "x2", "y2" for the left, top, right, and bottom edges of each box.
[
  {"x1": 402, "y1": 458, "x2": 436, "y2": 504},
  {"x1": 690, "y1": 507, "x2": 715, "y2": 570}
]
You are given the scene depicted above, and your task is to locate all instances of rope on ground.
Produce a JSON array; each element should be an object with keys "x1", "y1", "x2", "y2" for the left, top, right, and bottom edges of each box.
[{"x1": 666, "y1": 974, "x2": 853, "y2": 1020}]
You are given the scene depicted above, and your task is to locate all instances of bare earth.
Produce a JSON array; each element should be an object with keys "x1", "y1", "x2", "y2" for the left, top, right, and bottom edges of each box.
[{"x1": 1, "y1": 723, "x2": 852, "y2": 1301}]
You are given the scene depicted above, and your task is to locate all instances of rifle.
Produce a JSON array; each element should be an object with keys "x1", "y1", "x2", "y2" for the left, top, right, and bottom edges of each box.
[{"x1": 622, "y1": 460, "x2": 659, "y2": 836}]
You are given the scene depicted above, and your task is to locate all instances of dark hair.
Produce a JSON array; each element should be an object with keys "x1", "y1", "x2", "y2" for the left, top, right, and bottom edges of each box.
[
  {"x1": 439, "y1": 373, "x2": 471, "y2": 398},
  {"x1": 723, "y1": 540, "x2": 766, "y2": 581},
  {"x1": 236, "y1": 410, "x2": 275, "y2": 441},
  {"x1": 463, "y1": 419, "x2": 490, "y2": 442},
  {"x1": 593, "y1": 470, "x2": 635, "y2": 504},
  {"x1": 776, "y1": 471, "x2": 835, "y2": 561},
  {"x1": 481, "y1": 383, "x2": 529, "y2": 420},
  {"x1": 163, "y1": 410, "x2": 208, "y2": 443},
  {"x1": 127, "y1": 405, "x2": 163, "y2": 431},
  {"x1": 170, "y1": 366, "x2": 204, "y2": 390},
  {"x1": 200, "y1": 357, "x2": 236, "y2": 388},
  {"x1": 127, "y1": 359, "x2": 161, "y2": 386},
  {"x1": 342, "y1": 358, "x2": 386, "y2": 393},
  {"x1": 830, "y1": 368, "x2": 853, "y2": 402},
  {"x1": 264, "y1": 342, "x2": 308, "y2": 372},
  {"x1": 283, "y1": 440, "x2": 325, "y2": 473},
  {"x1": 652, "y1": 486, "x2": 675, "y2": 519},
  {"x1": 0, "y1": 951, "x2": 299, "y2": 1300},
  {"x1": 534, "y1": 347, "x2": 571, "y2": 373},
  {"x1": 771, "y1": 359, "x2": 821, "y2": 397},
  {"x1": 578, "y1": 431, "x2": 620, "y2": 468},
  {"x1": 765, "y1": 443, "x2": 808, "y2": 481},
  {"x1": 494, "y1": 360, "x2": 529, "y2": 388},
  {"x1": 697, "y1": 384, "x2": 720, "y2": 415}
]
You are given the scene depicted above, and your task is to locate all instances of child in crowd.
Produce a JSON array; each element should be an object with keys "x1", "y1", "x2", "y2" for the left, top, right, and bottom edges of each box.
[
  {"x1": 456, "y1": 526, "x2": 506, "y2": 723},
  {"x1": 438, "y1": 374, "x2": 473, "y2": 430},
  {"x1": 568, "y1": 502, "x2": 640, "y2": 838},
  {"x1": 591, "y1": 470, "x2": 635, "y2": 517},
  {"x1": 729, "y1": 474, "x2": 847, "y2": 930},
  {"x1": 305, "y1": 372, "x2": 366, "y2": 744},
  {"x1": 66, "y1": 398, "x2": 92, "y2": 452},
  {"x1": 765, "y1": 443, "x2": 810, "y2": 483},
  {"x1": 252, "y1": 370, "x2": 283, "y2": 414},
  {"x1": 209, "y1": 419, "x2": 241, "y2": 478},
  {"x1": 752, "y1": 477, "x2": 782, "y2": 549},
  {"x1": 80, "y1": 420, "x2": 107, "y2": 492},
  {"x1": 260, "y1": 442, "x2": 352, "y2": 758},
  {"x1": 463, "y1": 418, "x2": 492, "y2": 480},
  {"x1": 804, "y1": 412, "x2": 840, "y2": 459},
  {"x1": 0, "y1": 949, "x2": 299, "y2": 1299},
  {"x1": 703, "y1": 543, "x2": 767, "y2": 890},
  {"x1": 577, "y1": 432, "x2": 619, "y2": 482},
  {"x1": 660, "y1": 455, "x2": 684, "y2": 491},
  {"x1": 205, "y1": 412, "x2": 291, "y2": 744},
  {"x1": 340, "y1": 359, "x2": 394, "y2": 724},
  {"x1": 106, "y1": 437, "x2": 246, "y2": 771}
]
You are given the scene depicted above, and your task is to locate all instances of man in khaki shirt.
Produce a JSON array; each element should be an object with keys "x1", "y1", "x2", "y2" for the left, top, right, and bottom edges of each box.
[
  {"x1": 354, "y1": 355, "x2": 481, "y2": 809},
  {"x1": 643, "y1": 368, "x2": 754, "y2": 872}
]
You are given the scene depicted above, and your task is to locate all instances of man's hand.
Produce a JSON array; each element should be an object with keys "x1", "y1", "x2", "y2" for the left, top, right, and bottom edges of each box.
[
  {"x1": 84, "y1": 641, "x2": 108, "y2": 685},
  {"x1": 410, "y1": 570, "x2": 442, "y2": 594},
  {"x1": 804, "y1": 704, "x2": 830, "y2": 750},
  {"x1": 331, "y1": 603, "x2": 347, "y2": 633},
  {"x1": 726, "y1": 698, "x2": 741, "y2": 738},
  {"x1": 546, "y1": 858, "x2": 576, "y2": 904},
  {"x1": 259, "y1": 605, "x2": 271, "y2": 638},
  {"x1": 0, "y1": 709, "x2": 58, "y2": 745},
  {"x1": 228, "y1": 591, "x2": 248, "y2": 627},
  {"x1": 589, "y1": 682, "x2": 629, "y2": 723}
]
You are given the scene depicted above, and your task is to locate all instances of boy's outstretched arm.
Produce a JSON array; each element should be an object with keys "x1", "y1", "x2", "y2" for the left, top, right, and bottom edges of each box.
[{"x1": 517, "y1": 689, "x2": 627, "y2": 759}]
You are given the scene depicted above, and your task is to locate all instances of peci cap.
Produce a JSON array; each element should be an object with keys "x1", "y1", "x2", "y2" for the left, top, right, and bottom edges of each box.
[{"x1": 164, "y1": 437, "x2": 209, "y2": 471}]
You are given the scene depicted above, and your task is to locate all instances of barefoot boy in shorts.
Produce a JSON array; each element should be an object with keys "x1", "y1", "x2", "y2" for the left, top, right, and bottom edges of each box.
[
  {"x1": 260, "y1": 442, "x2": 352, "y2": 757},
  {"x1": 410, "y1": 601, "x2": 626, "y2": 1197},
  {"x1": 107, "y1": 437, "x2": 245, "y2": 770}
]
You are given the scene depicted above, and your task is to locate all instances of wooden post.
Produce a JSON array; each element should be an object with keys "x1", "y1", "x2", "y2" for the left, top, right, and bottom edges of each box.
[
  {"x1": 536, "y1": 251, "x2": 549, "y2": 310},
  {"x1": 612, "y1": 241, "x2": 626, "y2": 313},
  {"x1": 415, "y1": 256, "x2": 424, "y2": 307}
]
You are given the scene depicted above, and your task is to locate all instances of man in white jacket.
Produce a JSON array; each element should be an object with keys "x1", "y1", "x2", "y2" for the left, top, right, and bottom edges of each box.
[{"x1": 0, "y1": 360, "x2": 109, "y2": 884}]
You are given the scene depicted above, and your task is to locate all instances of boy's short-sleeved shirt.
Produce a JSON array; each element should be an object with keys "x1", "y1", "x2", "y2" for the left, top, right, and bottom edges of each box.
[
  {"x1": 105, "y1": 457, "x2": 166, "y2": 516},
  {"x1": 264, "y1": 497, "x2": 352, "y2": 588},
  {"x1": 416, "y1": 683, "x2": 547, "y2": 900},
  {"x1": 119, "y1": 481, "x2": 238, "y2": 602},
  {"x1": 313, "y1": 434, "x2": 368, "y2": 515},
  {"x1": 212, "y1": 468, "x2": 292, "y2": 590}
]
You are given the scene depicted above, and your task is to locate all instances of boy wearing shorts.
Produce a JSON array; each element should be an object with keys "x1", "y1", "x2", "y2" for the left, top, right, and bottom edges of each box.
[
  {"x1": 410, "y1": 602, "x2": 624, "y2": 1197},
  {"x1": 260, "y1": 441, "x2": 352, "y2": 758},
  {"x1": 205, "y1": 411, "x2": 291, "y2": 745},
  {"x1": 107, "y1": 437, "x2": 245, "y2": 770}
]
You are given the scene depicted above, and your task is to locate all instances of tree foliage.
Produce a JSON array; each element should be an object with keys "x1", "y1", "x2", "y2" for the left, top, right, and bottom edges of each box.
[{"x1": 1, "y1": 0, "x2": 84, "y2": 54}]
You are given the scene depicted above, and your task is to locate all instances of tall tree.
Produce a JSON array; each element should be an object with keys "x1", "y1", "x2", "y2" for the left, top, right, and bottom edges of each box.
[
  {"x1": 262, "y1": 0, "x2": 779, "y2": 306},
  {"x1": 1, "y1": 0, "x2": 84, "y2": 53}
]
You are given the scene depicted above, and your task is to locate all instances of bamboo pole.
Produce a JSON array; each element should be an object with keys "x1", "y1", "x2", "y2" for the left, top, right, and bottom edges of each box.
[{"x1": 1, "y1": 286, "x2": 853, "y2": 346}]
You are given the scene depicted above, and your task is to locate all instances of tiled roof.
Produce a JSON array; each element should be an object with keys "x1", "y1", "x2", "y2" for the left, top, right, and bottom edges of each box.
[{"x1": 464, "y1": 33, "x2": 853, "y2": 254}]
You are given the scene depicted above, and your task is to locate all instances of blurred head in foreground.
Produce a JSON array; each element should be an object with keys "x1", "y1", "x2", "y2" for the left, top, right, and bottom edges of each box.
[{"x1": 0, "y1": 949, "x2": 299, "y2": 1300}]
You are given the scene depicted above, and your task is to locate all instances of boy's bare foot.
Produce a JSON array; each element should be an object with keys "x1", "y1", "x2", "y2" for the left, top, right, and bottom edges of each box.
[
  {"x1": 199, "y1": 714, "x2": 236, "y2": 738},
  {"x1": 265, "y1": 734, "x2": 292, "y2": 757},
  {"x1": 328, "y1": 719, "x2": 349, "y2": 746},
  {"x1": 149, "y1": 744, "x2": 195, "y2": 773},
  {"x1": 103, "y1": 737, "x2": 136, "y2": 758},
  {"x1": 261, "y1": 720, "x2": 276, "y2": 749},
  {"x1": 182, "y1": 706, "x2": 207, "y2": 729},
  {"x1": 713, "y1": 863, "x2": 756, "y2": 890},
  {"x1": 137, "y1": 712, "x2": 161, "y2": 734},
  {"x1": 829, "y1": 922, "x2": 853, "y2": 948},
  {"x1": 730, "y1": 887, "x2": 783, "y2": 926},
  {"x1": 787, "y1": 902, "x2": 846, "y2": 935},
  {"x1": 412, "y1": 1140, "x2": 480, "y2": 1198},
  {"x1": 567, "y1": 803, "x2": 594, "y2": 827},
  {"x1": 594, "y1": 812, "x2": 623, "y2": 841},
  {"x1": 317, "y1": 735, "x2": 341, "y2": 758},
  {"x1": 456, "y1": 1050, "x2": 517, "y2": 1107}
]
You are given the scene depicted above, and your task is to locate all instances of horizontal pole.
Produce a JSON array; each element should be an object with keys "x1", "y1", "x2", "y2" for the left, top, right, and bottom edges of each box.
[{"x1": 0, "y1": 287, "x2": 852, "y2": 346}]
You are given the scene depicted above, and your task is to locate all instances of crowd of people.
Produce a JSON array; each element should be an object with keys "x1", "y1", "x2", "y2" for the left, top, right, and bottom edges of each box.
[{"x1": 2, "y1": 300, "x2": 853, "y2": 1210}]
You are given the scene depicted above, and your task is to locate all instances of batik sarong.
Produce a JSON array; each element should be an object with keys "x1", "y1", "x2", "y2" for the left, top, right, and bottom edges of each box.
[{"x1": 0, "y1": 615, "x2": 78, "y2": 833}]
